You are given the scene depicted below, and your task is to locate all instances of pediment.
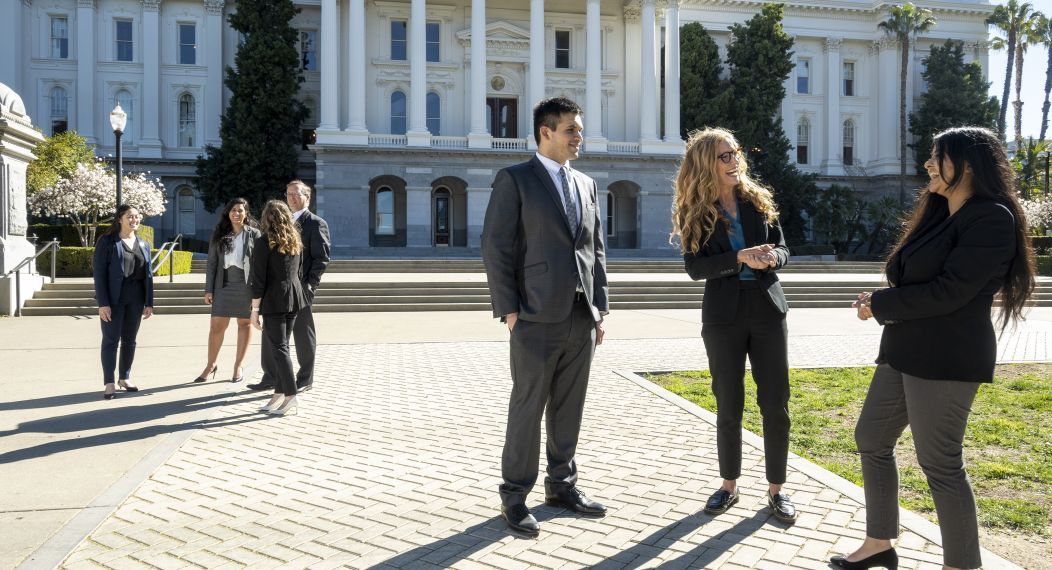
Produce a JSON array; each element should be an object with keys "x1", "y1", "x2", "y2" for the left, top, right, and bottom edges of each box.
[{"x1": 456, "y1": 20, "x2": 532, "y2": 46}]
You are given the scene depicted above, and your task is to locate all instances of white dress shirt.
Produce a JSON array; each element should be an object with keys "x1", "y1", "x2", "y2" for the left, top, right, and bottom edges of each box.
[
  {"x1": 535, "y1": 152, "x2": 581, "y2": 228},
  {"x1": 292, "y1": 207, "x2": 309, "y2": 222},
  {"x1": 223, "y1": 230, "x2": 245, "y2": 269}
]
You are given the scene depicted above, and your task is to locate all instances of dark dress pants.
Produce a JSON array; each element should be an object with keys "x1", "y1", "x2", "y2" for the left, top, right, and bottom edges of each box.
[
  {"x1": 100, "y1": 278, "x2": 146, "y2": 385},
  {"x1": 261, "y1": 301, "x2": 316, "y2": 388},
  {"x1": 262, "y1": 313, "x2": 298, "y2": 396},
  {"x1": 701, "y1": 284, "x2": 790, "y2": 484},
  {"x1": 500, "y1": 299, "x2": 596, "y2": 508}
]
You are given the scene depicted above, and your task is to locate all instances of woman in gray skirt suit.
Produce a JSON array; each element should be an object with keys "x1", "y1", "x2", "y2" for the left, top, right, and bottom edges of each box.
[{"x1": 194, "y1": 197, "x2": 262, "y2": 383}]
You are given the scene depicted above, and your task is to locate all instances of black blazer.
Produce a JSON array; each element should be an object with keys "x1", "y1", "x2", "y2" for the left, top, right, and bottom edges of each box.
[
  {"x1": 871, "y1": 197, "x2": 1017, "y2": 382},
  {"x1": 296, "y1": 210, "x2": 331, "y2": 300},
  {"x1": 683, "y1": 200, "x2": 789, "y2": 324},
  {"x1": 482, "y1": 156, "x2": 609, "y2": 323},
  {"x1": 249, "y1": 236, "x2": 307, "y2": 315},
  {"x1": 93, "y1": 233, "x2": 155, "y2": 308}
]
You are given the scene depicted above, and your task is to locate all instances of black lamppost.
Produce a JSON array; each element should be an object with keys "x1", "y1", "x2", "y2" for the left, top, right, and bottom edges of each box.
[{"x1": 109, "y1": 103, "x2": 127, "y2": 208}]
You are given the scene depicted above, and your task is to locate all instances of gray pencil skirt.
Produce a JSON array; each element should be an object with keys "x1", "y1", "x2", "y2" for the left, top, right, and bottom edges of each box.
[{"x1": 211, "y1": 266, "x2": 251, "y2": 319}]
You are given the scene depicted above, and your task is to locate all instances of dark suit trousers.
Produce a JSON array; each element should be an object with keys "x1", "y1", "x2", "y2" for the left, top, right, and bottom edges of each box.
[
  {"x1": 500, "y1": 299, "x2": 596, "y2": 507},
  {"x1": 701, "y1": 284, "x2": 790, "y2": 484},
  {"x1": 261, "y1": 299, "x2": 316, "y2": 388},
  {"x1": 262, "y1": 313, "x2": 298, "y2": 396},
  {"x1": 100, "y1": 278, "x2": 146, "y2": 385}
]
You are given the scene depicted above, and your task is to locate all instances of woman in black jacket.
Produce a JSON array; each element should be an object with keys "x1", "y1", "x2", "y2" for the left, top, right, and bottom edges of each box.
[
  {"x1": 670, "y1": 127, "x2": 796, "y2": 523},
  {"x1": 833, "y1": 127, "x2": 1035, "y2": 570},
  {"x1": 250, "y1": 200, "x2": 307, "y2": 416},
  {"x1": 93, "y1": 204, "x2": 155, "y2": 399}
]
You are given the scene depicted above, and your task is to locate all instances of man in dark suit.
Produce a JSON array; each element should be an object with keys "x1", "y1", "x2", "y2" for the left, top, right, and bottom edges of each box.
[
  {"x1": 248, "y1": 180, "x2": 331, "y2": 392},
  {"x1": 482, "y1": 97, "x2": 610, "y2": 537}
]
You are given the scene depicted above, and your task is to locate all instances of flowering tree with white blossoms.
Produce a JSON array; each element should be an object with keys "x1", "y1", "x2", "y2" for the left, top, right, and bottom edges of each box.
[
  {"x1": 1020, "y1": 196, "x2": 1052, "y2": 235},
  {"x1": 29, "y1": 160, "x2": 166, "y2": 246}
]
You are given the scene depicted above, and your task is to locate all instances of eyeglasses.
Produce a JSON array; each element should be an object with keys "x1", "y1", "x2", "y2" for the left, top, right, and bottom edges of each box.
[{"x1": 717, "y1": 149, "x2": 743, "y2": 164}]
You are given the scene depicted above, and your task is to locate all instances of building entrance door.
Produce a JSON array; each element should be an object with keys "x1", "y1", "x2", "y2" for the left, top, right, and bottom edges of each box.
[
  {"x1": 487, "y1": 98, "x2": 518, "y2": 138},
  {"x1": 434, "y1": 189, "x2": 451, "y2": 246}
]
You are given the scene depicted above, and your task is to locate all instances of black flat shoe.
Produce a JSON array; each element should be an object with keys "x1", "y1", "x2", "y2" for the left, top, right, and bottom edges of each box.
[
  {"x1": 544, "y1": 486, "x2": 607, "y2": 516},
  {"x1": 830, "y1": 548, "x2": 898, "y2": 569},
  {"x1": 193, "y1": 365, "x2": 217, "y2": 383},
  {"x1": 246, "y1": 381, "x2": 274, "y2": 391},
  {"x1": 768, "y1": 491, "x2": 797, "y2": 523},
  {"x1": 703, "y1": 488, "x2": 739, "y2": 515},
  {"x1": 501, "y1": 503, "x2": 540, "y2": 537}
]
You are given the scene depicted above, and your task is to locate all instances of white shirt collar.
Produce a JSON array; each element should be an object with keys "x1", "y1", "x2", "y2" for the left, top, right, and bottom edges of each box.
[
  {"x1": 535, "y1": 152, "x2": 570, "y2": 177},
  {"x1": 292, "y1": 207, "x2": 309, "y2": 221}
]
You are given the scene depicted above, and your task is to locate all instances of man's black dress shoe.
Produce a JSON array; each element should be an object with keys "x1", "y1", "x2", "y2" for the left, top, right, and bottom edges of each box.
[
  {"x1": 246, "y1": 381, "x2": 274, "y2": 391},
  {"x1": 544, "y1": 486, "x2": 607, "y2": 516},
  {"x1": 501, "y1": 503, "x2": 540, "y2": 537},
  {"x1": 296, "y1": 383, "x2": 313, "y2": 393},
  {"x1": 830, "y1": 548, "x2": 898, "y2": 569},
  {"x1": 768, "y1": 491, "x2": 798, "y2": 523},
  {"x1": 703, "y1": 488, "x2": 739, "y2": 515}
]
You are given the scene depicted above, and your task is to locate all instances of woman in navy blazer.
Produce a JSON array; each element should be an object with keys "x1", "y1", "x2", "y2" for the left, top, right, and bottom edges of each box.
[
  {"x1": 93, "y1": 204, "x2": 155, "y2": 399},
  {"x1": 833, "y1": 127, "x2": 1036, "y2": 570},
  {"x1": 670, "y1": 127, "x2": 797, "y2": 524}
]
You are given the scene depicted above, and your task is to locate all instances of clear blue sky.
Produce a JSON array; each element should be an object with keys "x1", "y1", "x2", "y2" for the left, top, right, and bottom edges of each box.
[{"x1": 986, "y1": 0, "x2": 1052, "y2": 139}]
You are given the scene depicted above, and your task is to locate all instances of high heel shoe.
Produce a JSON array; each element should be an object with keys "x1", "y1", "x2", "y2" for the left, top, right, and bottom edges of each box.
[
  {"x1": 230, "y1": 367, "x2": 244, "y2": 383},
  {"x1": 117, "y1": 379, "x2": 139, "y2": 392},
  {"x1": 193, "y1": 365, "x2": 218, "y2": 383},
  {"x1": 259, "y1": 394, "x2": 283, "y2": 413},
  {"x1": 268, "y1": 395, "x2": 298, "y2": 416},
  {"x1": 103, "y1": 383, "x2": 117, "y2": 400},
  {"x1": 830, "y1": 548, "x2": 898, "y2": 569}
]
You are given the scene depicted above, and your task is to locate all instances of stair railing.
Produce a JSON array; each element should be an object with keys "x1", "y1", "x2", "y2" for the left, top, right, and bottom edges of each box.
[
  {"x1": 151, "y1": 234, "x2": 183, "y2": 283},
  {"x1": 3, "y1": 239, "x2": 60, "y2": 317}
]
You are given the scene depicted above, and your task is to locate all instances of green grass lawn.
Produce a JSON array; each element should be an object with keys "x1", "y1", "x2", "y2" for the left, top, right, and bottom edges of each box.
[{"x1": 647, "y1": 364, "x2": 1052, "y2": 537}]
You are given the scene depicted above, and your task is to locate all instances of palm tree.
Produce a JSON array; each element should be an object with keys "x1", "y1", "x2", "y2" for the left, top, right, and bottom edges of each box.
[
  {"x1": 1014, "y1": 12, "x2": 1044, "y2": 146},
  {"x1": 1036, "y1": 14, "x2": 1052, "y2": 141},
  {"x1": 878, "y1": 3, "x2": 936, "y2": 204},
  {"x1": 987, "y1": 1, "x2": 1034, "y2": 138}
]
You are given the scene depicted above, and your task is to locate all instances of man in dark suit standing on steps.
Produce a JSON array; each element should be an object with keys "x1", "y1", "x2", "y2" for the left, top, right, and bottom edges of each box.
[
  {"x1": 481, "y1": 97, "x2": 610, "y2": 537},
  {"x1": 248, "y1": 180, "x2": 331, "y2": 393}
]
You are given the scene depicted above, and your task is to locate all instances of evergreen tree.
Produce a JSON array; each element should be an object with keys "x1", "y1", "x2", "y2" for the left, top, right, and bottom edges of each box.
[
  {"x1": 909, "y1": 40, "x2": 998, "y2": 175},
  {"x1": 722, "y1": 3, "x2": 814, "y2": 244},
  {"x1": 679, "y1": 22, "x2": 726, "y2": 137},
  {"x1": 195, "y1": 0, "x2": 307, "y2": 213}
]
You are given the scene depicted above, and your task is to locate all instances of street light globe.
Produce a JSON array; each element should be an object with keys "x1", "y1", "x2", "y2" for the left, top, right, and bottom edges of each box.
[{"x1": 109, "y1": 103, "x2": 127, "y2": 133}]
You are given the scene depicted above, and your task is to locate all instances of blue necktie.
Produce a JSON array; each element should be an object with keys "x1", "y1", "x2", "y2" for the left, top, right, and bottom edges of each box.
[{"x1": 559, "y1": 167, "x2": 579, "y2": 236}]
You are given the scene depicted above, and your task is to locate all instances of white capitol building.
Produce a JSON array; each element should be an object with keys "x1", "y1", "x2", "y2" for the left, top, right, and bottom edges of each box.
[{"x1": 1, "y1": 0, "x2": 993, "y2": 252}]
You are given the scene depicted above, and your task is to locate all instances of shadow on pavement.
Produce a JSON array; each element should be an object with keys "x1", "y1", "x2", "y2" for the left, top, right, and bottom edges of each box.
[
  {"x1": 0, "y1": 381, "x2": 230, "y2": 412},
  {"x1": 613, "y1": 510, "x2": 773, "y2": 568}
]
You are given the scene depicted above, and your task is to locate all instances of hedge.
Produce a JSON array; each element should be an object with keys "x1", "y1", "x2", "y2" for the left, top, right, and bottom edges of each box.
[
  {"x1": 1031, "y1": 236, "x2": 1052, "y2": 255},
  {"x1": 29, "y1": 223, "x2": 155, "y2": 248},
  {"x1": 1037, "y1": 256, "x2": 1052, "y2": 276},
  {"x1": 35, "y1": 246, "x2": 192, "y2": 277}
]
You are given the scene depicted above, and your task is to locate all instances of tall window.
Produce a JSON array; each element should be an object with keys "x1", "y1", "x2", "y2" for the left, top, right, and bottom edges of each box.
[
  {"x1": 115, "y1": 20, "x2": 133, "y2": 61},
  {"x1": 50, "y1": 16, "x2": 69, "y2": 59},
  {"x1": 376, "y1": 187, "x2": 394, "y2": 235},
  {"x1": 606, "y1": 193, "x2": 615, "y2": 237},
  {"x1": 843, "y1": 120, "x2": 855, "y2": 165},
  {"x1": 391, "y1": 20, "x2": 407, "y2": 60},
  {"x1": 50, "y1": 87, "x2": 68, "y2": 135},
  {"x1": 178, "y1": 93, "x2": 196, "y2": 147},
  {"x1": 555, "y1": 30, "x2": 571, "y2": 69},
  {"x1": 390, "y1": 91, "x2": 407, "y2": 134},
  {"x1": 796, "y1": 118, "x2": 810, "y2": 165},
  {"x1": 843, "y1": 61, "x2": 855, "y2": 96},
  {"x1": 177, "y1": 187, "x2": 196, "y2": 235},
  {"x1": 115, "y1": 90, "x2": 134, "y2": 144},
  {"x1": 178, "y1": 23, "x2": 196, "y2": 64},
  {"x1": 426, "y1": 92, "x2": 440, "y2": 135},
  {"x1": 302, "y1": 98, "x2": 318, "y2": 149},
  {"x1": 426, "y1": 22, "x2": 440, "y2": 62},
  {"x1": 796, "y1": 58, "x2": 810, "y2": 94},
  {"x1": 300, "y1": 30, "x2": 317, "y2": 71}
]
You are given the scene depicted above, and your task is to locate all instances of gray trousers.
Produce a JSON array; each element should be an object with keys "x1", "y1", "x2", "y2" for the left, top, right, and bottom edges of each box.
[
  {"x1": 856, "y1": 363, "x2": 981, "y2": 569},
  {"x1": 500, "y1": 300, "x2": 596, "y2": 507}
]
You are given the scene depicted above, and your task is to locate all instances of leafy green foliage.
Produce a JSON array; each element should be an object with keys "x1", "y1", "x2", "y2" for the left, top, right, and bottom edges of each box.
[
  {"x1": 812, "y1": 184, "x2": 864, "y2": 253},
  {"x1": 26, "y1": 131, "x2": 95, "y2": 196},
  {"x1": 195, "y1": 0, "x2": 307, "y2": 214},
  {"x1": 679, "y1": 22, "x2": 726, "y2": 138}
]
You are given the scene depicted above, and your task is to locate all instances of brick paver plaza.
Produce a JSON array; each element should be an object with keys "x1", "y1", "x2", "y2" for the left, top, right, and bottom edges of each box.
[{"x1": 42, "y1": 322, "x2": 1048, "y2": 570}]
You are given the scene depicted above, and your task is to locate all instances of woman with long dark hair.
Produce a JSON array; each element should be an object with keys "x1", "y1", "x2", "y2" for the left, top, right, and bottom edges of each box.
[
  {"x1": 833, "y1": 126, "x2": 1036, "y2": 570},
  {"x1": 250, "y1": 200, "x2": 306, "y2": 416},
  {"x1": 93, "y1": 204, "x2": 154, "y2": 399},
  {"x1": 670, "y1": 127, "x2": 797, "y2": 524},
  {"x1": 194, "y1": 198, "x2": 261, "y2": 383}
]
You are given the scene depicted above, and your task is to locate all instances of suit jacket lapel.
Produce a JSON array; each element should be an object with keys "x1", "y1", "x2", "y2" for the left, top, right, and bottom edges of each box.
[{"x1": 529, "y1": 156, "x2": 574, "y2": 236}]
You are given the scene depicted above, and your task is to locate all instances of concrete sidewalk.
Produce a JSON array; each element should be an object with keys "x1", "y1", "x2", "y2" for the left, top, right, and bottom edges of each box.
[{"x1": 3, "y1": 304, "x2": 1049, "y2": 569}]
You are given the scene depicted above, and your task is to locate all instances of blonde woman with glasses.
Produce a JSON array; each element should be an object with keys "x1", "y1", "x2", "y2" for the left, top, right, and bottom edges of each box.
[{"x1": 670, "y1": 127, "x2": 796, "y2": 524}]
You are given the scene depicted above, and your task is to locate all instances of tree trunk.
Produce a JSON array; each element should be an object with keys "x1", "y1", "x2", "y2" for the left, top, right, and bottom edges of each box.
[
  {"x1": 1040, "y1": 44, "x2": 1051, "y2": 142},
  {"x1": 999, "y1": 30, "x2": 1017, "y2": 138},
  {"x1": 899, "y1": 36, "x2": 909, "y2": 205},
  {"x1": 1014, "y1": 46, "x2": 1026, "y2": 147}
]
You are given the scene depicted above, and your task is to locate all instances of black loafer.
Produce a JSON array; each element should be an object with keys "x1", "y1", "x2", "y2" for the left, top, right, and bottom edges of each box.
[
  {"x1": 830, "y1": 548, "x2": 898, "y2": 569},
  {"x1": 768, "y1": 491, "x2": 797, "y2": 523},
  {"x1": 501, "y1": 503, "x2": 540, "y2": 537},
  {"x1": 246, "y1": 381, "x2": 274, "y2": 391},
  {"x1": 703, "y1": 488, "x2": 739, "y2": 515},
  {"x1": 544, "y1": 486, "x2": 607, "y2": 517},
  {"x1": 297, "y1": 383, "x2": 313, "y2": 393}
]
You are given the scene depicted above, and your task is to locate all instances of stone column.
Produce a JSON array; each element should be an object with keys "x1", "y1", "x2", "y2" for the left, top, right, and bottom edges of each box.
[
  {"x1": 467, "y1": 0, "x2": 490, "y2": 148},
  {"x1": 319, "y1": 0, "x2": 339, "y2": 132},
  {"x1": 0, "y1": 84, "x2": 46, "y2": 315},
  {"x1": 346, "y1": 0, "x2": 368, "y2": 143},
  {"x1": 584, "y1": 0, "x2": 606, "y2": 152},
  {"x1": 824, "y1": 37, "x2": 842, "y2": 175},
  {"x1": 0, "y1": 1, "x2": 24, "y2": 96},
  {"x1": 76, "y1": 0, "x2": 97, "y2": 143},
  {"x1": 528, "y1": 0, "x2": 544, "y2": 149},
  {"x1": 405, "y1": 186, "x2": 432, "y2": 246},
  {"x1": 623, "y1": 4, "x2": 640, "y2": 142},
  {"x1": 639, "y1": 0, "x2": 658, "y2": 144},
  {"x1": 663, "y1": 0, "x2": 681, "y2": 144},
  {"x1": 875, "y1": 37, "x2": 899, "y2": 174},
  {"x1": 204, "y1": 0, "x2": 225, "y2": 146},
  {"x1": 406, "y1": 0, "x2": 431, "y2": 146},
  {"x1": 137, "y1": 0, "x2": 163, "y2": 156}
]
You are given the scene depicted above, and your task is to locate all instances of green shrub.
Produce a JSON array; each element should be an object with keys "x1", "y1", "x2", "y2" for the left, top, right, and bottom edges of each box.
[
  {"x1": 1032, "y1": 236, "x2": 1052, "y2": 256},
  {"x1": 152, "y1": 250, "x2": 192, "y2": 276},
  {"x1": 1037, "y1": 256, "x2": 1052, "y2": 276},
  {"x1": 35, "y1": 246, "x2": 193, "y2": 277},
  {"x1": 28, "y1": 223, "x2": 154, "y2": 247}
]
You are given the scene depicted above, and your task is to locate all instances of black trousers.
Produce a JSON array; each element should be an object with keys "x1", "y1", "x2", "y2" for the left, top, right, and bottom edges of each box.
[
  {"x1": 100, "y1": 278, "x2": 146, "y2": 385},
  {"x1": 262, "y1": 313, "x2": 298, "y2": 396},
  {"x1": 261, "y1": 301, "x2": 316, "y2": 388},
  {"x1": 701, "y1": 284, "x2": 790, "y2": 484},
  {"x1": 500, "y1": 299, "x2": 596, "y2": 508}
]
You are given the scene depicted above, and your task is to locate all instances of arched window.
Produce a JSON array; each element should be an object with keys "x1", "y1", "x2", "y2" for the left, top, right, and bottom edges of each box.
[
  {"x1": 390, "y1": 91, "x2": 407, "y2": 135},
  {"x1": 115, "y1": 90, "x2": 135, "y2": 144},
  {"x1": 842, "y1": 120, "x2": 855, "y2": 166},
  {"x1": 426, "y1": 92, "x2": 440, "y2": 135},
  {"x1": 376, "y1": 187, "x2": 395, "y2": 235},
  {"x1": 178, "y1": 93, "x2": 196, "y2": 147},
  {"x1": 177, "y1": 187, "x2": 196, "y2": 235},
  {"x1": 49, "y1": 86, "x2": 68, "y2": 135},
  {"x1": 796, "y1": 118, "x2": 810, "y2": 165}
]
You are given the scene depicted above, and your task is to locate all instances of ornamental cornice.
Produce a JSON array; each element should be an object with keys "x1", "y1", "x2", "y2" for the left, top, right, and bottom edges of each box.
[
  {"x1": 623, "y1": 1, "x2": 640, "y2": 23},
  {"x1": 823, "y1": 37, "x2": 841, "y2": 52},
  {"x1": 204, "y1": 0, "x2": 224, "y2": 15},
  {"x1": 141, "y1": 0, "x2": 160, "y2": 11},
  {"x1": 680, "y1": 0, "x2": 992, "y2": 19},
  {"x1": 77, "y1": 0, "x2": 95, "y2": 9}
]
